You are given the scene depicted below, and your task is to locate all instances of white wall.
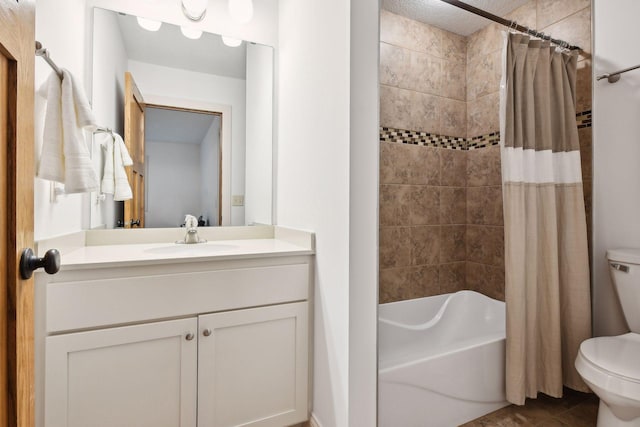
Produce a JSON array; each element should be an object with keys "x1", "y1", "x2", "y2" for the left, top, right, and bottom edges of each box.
[
  {"x1": 245, "y1": 43, "x2": 274, "y2": 226},
  {"x1": 592, "y1": 0, "x2": 640, "y2": 336},
  {"x1": 90, "y1": 7, "x2": 129, "y2": 229},
  {"x1": 127, "y1": 60, "x2": 247, "y2": 226},
  {"x1": 34, "y1": 0, "x2": 88, "y2": 239},
  {"x1": 200, "y1": 117, "x2": 221, "y2": 226},
  {"x1": 35, "y1": 0, "x2": 278, "y2": 239},
  {"x1": 146, "y1": 140, "x2": 202, "y2": 228}
]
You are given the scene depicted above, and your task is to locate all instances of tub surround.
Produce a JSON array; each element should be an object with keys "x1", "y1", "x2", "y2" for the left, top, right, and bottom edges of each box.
[
  {"x1": 379, "y1": 1, "x2": 593, "y2": 303},
  {"x1": 34, "y1": 225, "x2": 314, "y2": 427}
]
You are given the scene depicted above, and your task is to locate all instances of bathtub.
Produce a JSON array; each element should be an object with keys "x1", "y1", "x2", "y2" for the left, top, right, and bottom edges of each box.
[{"x1": 378, "y1": 291, "x2": 508, "y2": 427}]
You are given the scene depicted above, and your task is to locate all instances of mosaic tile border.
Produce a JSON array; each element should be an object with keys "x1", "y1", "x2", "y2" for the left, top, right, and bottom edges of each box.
[{"x1": 381, "y1": 110, "x2": 593, "y2": 150}]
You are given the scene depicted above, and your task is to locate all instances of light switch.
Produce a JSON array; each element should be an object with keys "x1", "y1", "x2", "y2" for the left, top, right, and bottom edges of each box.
[{"x1": 232, "y1": 195, "x2": 245, "y2": 206}]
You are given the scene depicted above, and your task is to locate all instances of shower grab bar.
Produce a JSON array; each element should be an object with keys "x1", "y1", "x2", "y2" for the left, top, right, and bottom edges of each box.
[{"x1": 597, "y1": 64, "x2": 640, "y2": 84}]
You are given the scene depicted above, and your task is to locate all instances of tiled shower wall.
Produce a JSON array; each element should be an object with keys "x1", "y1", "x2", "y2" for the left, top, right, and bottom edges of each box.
[{"x1": 379, "y1": 0, "x2": 593, "y2": 304}]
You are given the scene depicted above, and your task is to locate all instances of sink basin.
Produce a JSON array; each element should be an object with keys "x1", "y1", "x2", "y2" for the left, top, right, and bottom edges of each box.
[{"x1": 143, "y1": 243, "x2": 238, "y2": 256}]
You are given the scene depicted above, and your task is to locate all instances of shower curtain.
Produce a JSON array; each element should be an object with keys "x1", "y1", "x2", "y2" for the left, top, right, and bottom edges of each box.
[{"x1": 500, "y1": 32, "x2": 592, "y2": 405}]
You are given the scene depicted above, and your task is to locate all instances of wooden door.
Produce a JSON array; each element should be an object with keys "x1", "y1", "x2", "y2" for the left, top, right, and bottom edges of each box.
[
  {"x1": 124, "y1": 72, "x2": 145, "y2": 228},
  {"x1": 0, "y1": 1, "x2": 36, "y2": 427},
  {"x1": 45, "y1": 318, "x2": 198, "y2": 427},
  {"x1": 197, "y1": 303, "x2": 309, "y2": 427}
]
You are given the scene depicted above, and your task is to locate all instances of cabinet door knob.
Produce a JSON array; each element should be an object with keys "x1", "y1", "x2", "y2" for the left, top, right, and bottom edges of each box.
[
  {"x1": 202, "y1": 329, "x2": 212, "y2": 337},
  {"x1": 185, "y1": 333, "x2": 194, "y2": 341}
]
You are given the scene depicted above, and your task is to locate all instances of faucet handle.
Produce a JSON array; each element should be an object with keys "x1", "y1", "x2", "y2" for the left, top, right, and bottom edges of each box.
[{"x1": 184, "y1": 214, "x2": 198, "y2": 229}]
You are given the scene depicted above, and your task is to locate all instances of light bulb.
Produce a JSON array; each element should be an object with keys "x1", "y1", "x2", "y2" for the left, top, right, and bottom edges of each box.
[
  {"x1": 228, "y1": 0, "x2": 253, "y2": 24},
  {"x1": 137, "y1": 17, "x2": 162, "y2": 31},
  {"x1": 221, "y1": 36, "x2": 242, "y2": 47},
  {"x1": 180, "y1": 26, "x2": 203, "y2": 39},
  {"x1": 181, "y1": 0, "x2": 207, "y2": 21}
]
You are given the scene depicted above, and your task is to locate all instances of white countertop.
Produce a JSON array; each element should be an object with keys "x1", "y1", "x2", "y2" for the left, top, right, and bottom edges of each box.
[{"x1": 58, "y1": 238, "x2": 314, "y2": 270}]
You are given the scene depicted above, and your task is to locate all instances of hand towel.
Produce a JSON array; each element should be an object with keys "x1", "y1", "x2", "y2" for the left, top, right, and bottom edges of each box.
[
  {"x1": 37, "y1": 70, "x2": 99, "y2": 192},
  {"x1": 37, "y1": 72, "x2": 65, "y2": 183},
  {"x1": 60, "y1": 69, "x2": 99, "y2": 193},
  {"x1": 101, "y1": 133, "x2": 133, "y2": 201}
]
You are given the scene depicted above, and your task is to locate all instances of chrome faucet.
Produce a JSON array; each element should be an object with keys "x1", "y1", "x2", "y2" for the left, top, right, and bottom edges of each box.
[{"x1": 180, "y1": 214, "x2": 206, "y2": 244}]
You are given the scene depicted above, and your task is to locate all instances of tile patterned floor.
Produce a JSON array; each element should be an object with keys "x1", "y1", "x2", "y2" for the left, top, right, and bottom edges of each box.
[{"x1": 460, "y1": 388, "x2": 599, "y2": 426}]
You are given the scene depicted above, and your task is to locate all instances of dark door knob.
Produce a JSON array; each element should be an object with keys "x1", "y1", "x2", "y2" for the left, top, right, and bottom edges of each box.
[
  {"x1": 130, "y1": 219, "x2": 141, "y2": 227},
  {"x1": 20, "y1": 248, "x2": 61, "y2": 279}
]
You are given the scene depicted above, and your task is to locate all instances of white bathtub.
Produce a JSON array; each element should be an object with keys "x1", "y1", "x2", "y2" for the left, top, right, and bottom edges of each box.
[{"x1": 378, "y1": 291, "x2": 508, "y2": 427}]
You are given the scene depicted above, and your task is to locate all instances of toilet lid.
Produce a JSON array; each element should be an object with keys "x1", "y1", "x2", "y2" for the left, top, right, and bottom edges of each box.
[{"x1": 580, "y1": 334, "x2": 640, "y2": 382}]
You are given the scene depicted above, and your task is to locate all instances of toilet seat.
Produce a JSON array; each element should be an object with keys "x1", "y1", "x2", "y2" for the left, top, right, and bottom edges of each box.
[{"x1": 576, "y1": 333, "x2": 640, "y2": 402}]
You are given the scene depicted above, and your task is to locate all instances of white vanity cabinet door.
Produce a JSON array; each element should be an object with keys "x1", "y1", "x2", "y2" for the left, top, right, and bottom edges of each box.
[
  {"x1": 197, "y1": 302, "x2": 309, "y2": 427},
  {"x1": 44, "y1": 318, "x2": 198, "y2": 427}
]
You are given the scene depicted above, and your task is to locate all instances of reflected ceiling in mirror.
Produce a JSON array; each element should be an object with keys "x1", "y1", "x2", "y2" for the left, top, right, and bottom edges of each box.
[{"x1": 90, "y1": 8, "x2": 274, "y2": 230}]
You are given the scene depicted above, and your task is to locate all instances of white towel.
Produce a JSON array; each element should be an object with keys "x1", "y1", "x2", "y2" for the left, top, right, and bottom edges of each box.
[
  {"x1": 37, "y1": 70, "x2": 99, "y2": 193},
  {"x1": 101, "y1": 133, "x2": 133, "y2": 201}
]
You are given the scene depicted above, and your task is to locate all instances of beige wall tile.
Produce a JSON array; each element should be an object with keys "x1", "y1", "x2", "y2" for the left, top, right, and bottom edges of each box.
[
  {"x1": 467, "y1": 186, "x2": 504, "y2": 226},
  {"x1": 439, "y1": 262, "x2": 466, "y2": 294},
  {"x1": 441, "y1": 59, "x2": 466, "y2": 101},
  {"x1": 467, "y1": 23, "x2": 501, "y2": 64},
  {"x1": 440, "y1": 187, "x2": 466, "y2": 225},
  {"x1": 410, "y1": 146, "x2": 441, "y2": 185},
  {"x1": 537, "y1": 0, "x2": 590, "y2": 30},
  {"x1": 411, "y1": 91, "x2": 440, "y2": 134},
  {"x1": 410, "y1": 265, "x2": 441, "y2": 298},
  {"x1": 466, "y1": 262, "x2": 505, "y2": 301},
  {"x1": 380, "y1": 227, "x2": 412, "y2": 269},
  {"x1": 578, "y1": 127, "x2": 592, "y2": 183},
  {"x1": 411, "y1": 226, "x2": 441, "y2": 265},
  {"x1": 380, "y1": 10, "x2": 442, "y2": 57},
  {"x1": 380, "y1": 42, "x2": 411, "y2": 88},
  {"x1": 467, "y1": 50, "x2": 501, "y2": 102},
  {"x1": 441, "y1": 225, "x2": 466, "y2": 262},
  {"x1": 410, "y1": 186, "x2": 440, "y2": 225},
  {"x1": 576, "y1": 60, "x2": 592, "y2": 113},
  {"x1": 380, "y1": 142, "x2": 411, "y2": 185},
  {"x1": 466, "y1": 225, "x2": 504, "y2": 267},
  {"x1": 440, "y1": 28, "x2": 467, "y2": 61},
  {"x1": 380, "y1": 84, "x2": 413, "y2": 130},
  {"x1": 440, "y1": 149, "x2": 467, "y2": 187},
  {"x1": 467, "y1": 146, "x2": 502, "y2": 187},
  {"x1": 542, "y1": 7, "x2": 591, "y2": 55},
  {"x1": 440, "y1": 98, "x2": 467, "y2": 138},
  {"x1": 409, "y1": 50, "x2": 442, "y2": 95},
  {"x1": 380, "y1": 267, "x2": 410, "y2": 303},
  {"x1": 467, "y1": 92, "x2": 500, "y2": 138},
  {"x1": 504, "y1": 0, "x2": 537, "y2": 29},
  {"x1": 380, "y1": 184, "x2": 412, "y2": 226}
]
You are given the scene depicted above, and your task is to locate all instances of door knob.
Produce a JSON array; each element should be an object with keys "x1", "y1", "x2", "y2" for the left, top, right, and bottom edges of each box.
[
  {"x1": 20, "y1": 248, "x2": 60, "y2": 279},
  {"x1": 203, "y1": 329, "x2": 212, "y2": 337},
  {"x1": 130, "y1": 219, "x2": 141, "y2": 227}
]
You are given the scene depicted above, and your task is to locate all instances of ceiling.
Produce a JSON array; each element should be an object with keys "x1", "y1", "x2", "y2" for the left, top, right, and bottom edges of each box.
[
  {"x1": 116, "y1": 12, "x2": 247, "y2": 79},
  {"x1": 145, "y1": 107, "x2": 219, "y2": 145},
  {"x1": 381, "y1": 0, "x2": 531, "y2": 36}
]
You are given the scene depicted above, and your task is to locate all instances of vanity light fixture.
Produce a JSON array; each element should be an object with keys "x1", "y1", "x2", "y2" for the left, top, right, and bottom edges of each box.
[
  {"x1": 228, "y1": 0, "x2": 253, "y2": 24},
  {"x1": 181, "y1": 0, "x2": 208, "y2": 22},
  {"x1": 221, "y1": 36, "x2": 242, "y2": 47},
  {"x1": 137, "y1": 16, "x2": 162, "y2": 31},
  {"x1": 180, "y1": 26, "x2": 203, "y2": 39}
]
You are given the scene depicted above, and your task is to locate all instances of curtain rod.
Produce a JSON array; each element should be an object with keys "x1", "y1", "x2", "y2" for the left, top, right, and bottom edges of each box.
[
  {"x1": 596, "y1": 64, "x2": 640, "y2": 84},
  {"x1": 35, "y1": 41, "x2": 63, "y2": 79},
  {"x1": 439, "y1": 0, "x2": 581, "y2": 51}
]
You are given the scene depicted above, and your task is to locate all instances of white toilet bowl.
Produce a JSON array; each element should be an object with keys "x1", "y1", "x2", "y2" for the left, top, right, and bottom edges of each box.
[
  {"x1": 575, "y1": 248, "x2": 640, "y2": 427},
  {"x1": 575, "y1": 333, "x2": 640, "y2": 426}
]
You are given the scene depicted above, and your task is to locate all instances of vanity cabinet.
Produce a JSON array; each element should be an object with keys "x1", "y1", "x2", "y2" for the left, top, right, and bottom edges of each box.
[{"x1": 36, "y1": 251, "x2": 313, "y2": 427}]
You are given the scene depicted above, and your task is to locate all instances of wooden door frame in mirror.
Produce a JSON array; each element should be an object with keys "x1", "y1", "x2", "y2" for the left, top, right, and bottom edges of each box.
[{"x1": 143, "y1": 95, "x2": 231, "y2": 226}]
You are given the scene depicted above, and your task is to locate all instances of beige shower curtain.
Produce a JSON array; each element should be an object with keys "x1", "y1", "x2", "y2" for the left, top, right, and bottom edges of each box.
[{"x1": 500, "y1": 33, "x2": 592, "y2": 405}]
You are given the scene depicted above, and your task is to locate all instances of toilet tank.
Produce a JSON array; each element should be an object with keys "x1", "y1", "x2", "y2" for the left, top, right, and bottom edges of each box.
[{"x1": 607, "y1": 249, "x2": 640, "y2": 333}]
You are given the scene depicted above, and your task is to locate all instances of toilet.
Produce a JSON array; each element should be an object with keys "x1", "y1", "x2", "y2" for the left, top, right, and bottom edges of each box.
[{"x1": 575, "y1": 249, "x2": 640, "y2": 427}]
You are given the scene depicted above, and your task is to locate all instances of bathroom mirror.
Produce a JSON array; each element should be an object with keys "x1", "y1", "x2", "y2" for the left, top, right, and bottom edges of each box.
[{"x1": 90, "y1": 8, "x2": 274, "y2": 229}]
